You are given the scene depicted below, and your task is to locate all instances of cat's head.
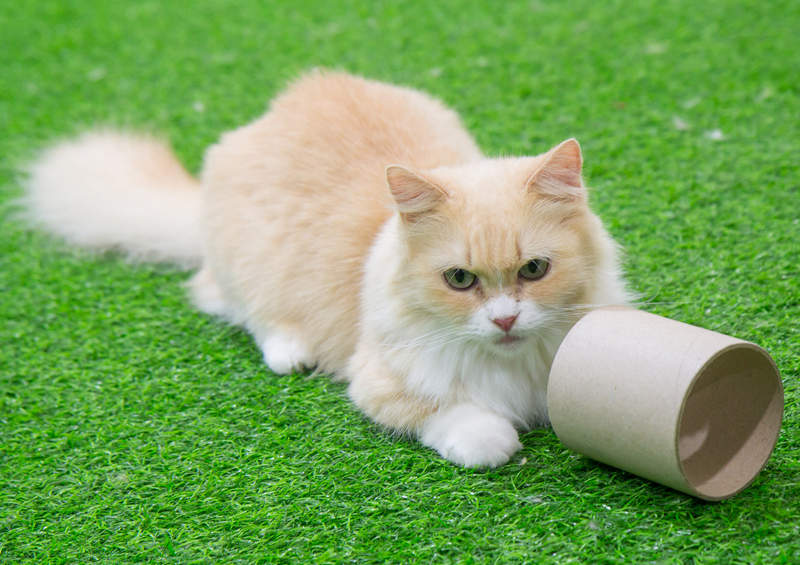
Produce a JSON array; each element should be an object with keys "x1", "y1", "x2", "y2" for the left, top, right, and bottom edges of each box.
[{"x1": 385, "y1": 139, "x2": 622, "y2": 355}]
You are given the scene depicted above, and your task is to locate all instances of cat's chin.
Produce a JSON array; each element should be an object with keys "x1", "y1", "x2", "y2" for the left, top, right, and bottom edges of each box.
[
  {"x1": 496, "y1": 334, "x2": 523, "y2": 346},
  {"x1": 487, "y1": 334, "x2": 530, "y2": 355}
]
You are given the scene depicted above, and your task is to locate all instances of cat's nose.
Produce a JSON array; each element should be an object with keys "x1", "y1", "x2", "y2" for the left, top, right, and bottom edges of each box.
[{"x1": 492, "y1": 314, "x2": 518, "y2": 333}]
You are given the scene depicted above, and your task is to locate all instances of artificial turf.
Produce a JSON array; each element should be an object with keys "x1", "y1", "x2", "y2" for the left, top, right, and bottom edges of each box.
[{"x1": 1, "y1": 0, "x2": 798, "y2": 562}]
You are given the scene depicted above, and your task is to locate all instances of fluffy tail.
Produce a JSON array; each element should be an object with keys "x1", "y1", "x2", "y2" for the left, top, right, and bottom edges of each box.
[{"x1": 23, "y1": 130, "x2": 203, "y2": 267}]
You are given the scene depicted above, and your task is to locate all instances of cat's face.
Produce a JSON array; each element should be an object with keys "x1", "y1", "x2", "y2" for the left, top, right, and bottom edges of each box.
[{"x1": 388, "y1": 140, "x2": 600, "y2": 355}]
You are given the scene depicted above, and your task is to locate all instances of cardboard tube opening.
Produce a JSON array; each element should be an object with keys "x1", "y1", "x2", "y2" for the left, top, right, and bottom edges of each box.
[{"x1": 677, "y1": 344, "x2": 783, "y2": 500}]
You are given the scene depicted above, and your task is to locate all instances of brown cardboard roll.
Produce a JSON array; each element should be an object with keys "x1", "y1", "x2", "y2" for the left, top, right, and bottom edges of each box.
[{"x1": 547, "y1": 307, "x2": 784, "y2": 500}]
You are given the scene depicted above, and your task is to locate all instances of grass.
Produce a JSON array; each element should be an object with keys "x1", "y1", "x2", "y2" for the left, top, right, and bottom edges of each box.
[{"x1": 1, "y1": 0, "x2": 798, "y2": 562}]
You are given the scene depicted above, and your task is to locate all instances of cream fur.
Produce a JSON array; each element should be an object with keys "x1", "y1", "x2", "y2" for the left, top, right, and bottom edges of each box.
[
  {"x1": 24, "y1": 70, "x2": 630, "y2": 468},
  {"x1": 24, "y1": 131, "x2": 203, "y2": 266}
]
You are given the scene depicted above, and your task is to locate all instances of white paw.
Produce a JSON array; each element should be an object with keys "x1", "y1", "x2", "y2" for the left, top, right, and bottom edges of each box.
[
  {"x1": 260, "y1": 331, "x2": 314, "y2": 375},
  {"x1": 420, "y1": 404, "x2": 521, "y2": 468},
  {"x1": 187, "y1": 267, "x2": 232, "y2": 318}
]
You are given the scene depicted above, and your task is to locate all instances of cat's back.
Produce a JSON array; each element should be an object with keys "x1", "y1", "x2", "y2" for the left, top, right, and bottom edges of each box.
[
  {"x1": 200, "y1": 71, "x2": 481, "y2": 372},
  {"x1": 206, "y1": 70, "x2": 481, "y2": 195},
  {"x1": 268, "y1": 69, "x2": 481, "y2": 174}
]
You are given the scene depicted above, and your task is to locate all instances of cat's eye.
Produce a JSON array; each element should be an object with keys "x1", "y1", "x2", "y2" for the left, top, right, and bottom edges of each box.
[
  {"x1": 519, "y1": 258, "x2": 550, "y2": 281},
  {"x1": 443, "y1": 268, "x2": 477, "y2": 290}
]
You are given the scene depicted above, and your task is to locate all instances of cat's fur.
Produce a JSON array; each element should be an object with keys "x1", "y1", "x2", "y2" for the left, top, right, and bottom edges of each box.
[{"x1": 25, "y1": 70, "x2": 630, "y2": 467}]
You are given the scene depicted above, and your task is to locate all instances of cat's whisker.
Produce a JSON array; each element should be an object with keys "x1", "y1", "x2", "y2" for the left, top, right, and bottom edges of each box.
[
  {"x1": 388, "y1": 328, "x2": 475, "y2": 351},
  {"x1": 379, "y1": 326, "x2": 469, "y2": 352}
]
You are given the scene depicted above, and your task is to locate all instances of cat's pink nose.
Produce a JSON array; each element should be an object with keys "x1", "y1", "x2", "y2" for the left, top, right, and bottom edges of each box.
[{"x1": 492, "y1": 314, "x2": 518, "y2": 333}]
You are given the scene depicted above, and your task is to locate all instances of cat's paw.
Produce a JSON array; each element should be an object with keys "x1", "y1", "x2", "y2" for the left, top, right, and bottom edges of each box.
[
  {"x1": 260, "y1": 331, "x2": 314, "y2": 375},
  {"x1": 420, "y1": 404, "x2": 521, "y2": 468}
]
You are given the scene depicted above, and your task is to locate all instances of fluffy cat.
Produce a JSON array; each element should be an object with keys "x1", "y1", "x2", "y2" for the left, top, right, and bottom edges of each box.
[{"x1": 25, "y1": 70, "x2": 630, "y2": 467}]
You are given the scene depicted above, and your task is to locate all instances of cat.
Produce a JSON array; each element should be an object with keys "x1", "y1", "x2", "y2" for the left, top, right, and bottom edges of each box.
[{"x1": 24, "y1": 69, "x2": 630, "y2": 467}]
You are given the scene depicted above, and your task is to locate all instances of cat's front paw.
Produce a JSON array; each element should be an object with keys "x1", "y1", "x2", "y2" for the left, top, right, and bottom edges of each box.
[
  {"x1": 420, "y1": 404, "x2": 521, "y2": 468},
  {"x1": 260, "y1": 330, "x2": 314, "y2": 375}
]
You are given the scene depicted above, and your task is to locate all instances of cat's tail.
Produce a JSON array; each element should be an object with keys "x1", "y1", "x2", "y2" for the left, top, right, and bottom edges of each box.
[{"x1": 22, "y1": 130, "x2": 203, "y2": 267}]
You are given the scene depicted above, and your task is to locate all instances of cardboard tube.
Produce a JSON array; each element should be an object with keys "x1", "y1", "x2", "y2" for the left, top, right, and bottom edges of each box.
[{"x1": 547, "y1": 307, "x2": 783, "y2": 500}]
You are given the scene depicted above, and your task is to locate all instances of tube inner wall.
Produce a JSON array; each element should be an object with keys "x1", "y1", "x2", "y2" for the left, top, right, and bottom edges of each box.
[{"x1": 678, "y1": 345, "x2": 783, "y2": 500}]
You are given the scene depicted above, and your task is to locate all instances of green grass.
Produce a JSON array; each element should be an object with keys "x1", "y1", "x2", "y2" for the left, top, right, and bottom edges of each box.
[{"x1": 1, "y1": 0, "x2": 798, "y2": 562}]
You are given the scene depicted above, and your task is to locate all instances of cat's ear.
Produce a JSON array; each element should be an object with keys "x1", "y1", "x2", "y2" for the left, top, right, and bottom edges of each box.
[
  {"x1": 386, "y1": 165, "x2": 447, "y2": 219},
  {"x1": 525, "y1": 138, "x2": 585, "y2": 202}
]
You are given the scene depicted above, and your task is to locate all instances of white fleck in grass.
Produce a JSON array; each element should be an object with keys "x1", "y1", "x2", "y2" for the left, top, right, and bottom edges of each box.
[
  {"x1": 428, "y1": 67, "x2": 443, "y2": 78},
  {"x1": 683, "y1": 96, "x2": 701, "y2": 109},
  {"x1": 475, "y1": 56, "x2": 489, "y2": 68},
  {"x1": 672, "y1": 116, "x2": 690, "y2": 131},
  {"x1": 705, "y1": 129, "x2": 725, "y2": 141},
  {"x1": 644, "y1": 42, "x2": 667, "y2": 54},
  {"x1": 109, "y1": 472, "x2": 129, "y2": 486},
  {"x1": 193, "y1": 101, "x2": 205, "y2": 113},
  {"x1": 756, "y1": 85, "x2": 774, "y2": 102},
  {"x1": 211, "y1": 52, "x2": 236, "y2": 64},
  {"x1": 87, "y1": 67, "x2": 106, "y2": 81}
]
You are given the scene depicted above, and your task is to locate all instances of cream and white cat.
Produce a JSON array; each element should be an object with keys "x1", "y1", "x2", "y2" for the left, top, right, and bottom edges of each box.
[{"x1": 25, "y1": 70, "x2": 630, "y2": 467}]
